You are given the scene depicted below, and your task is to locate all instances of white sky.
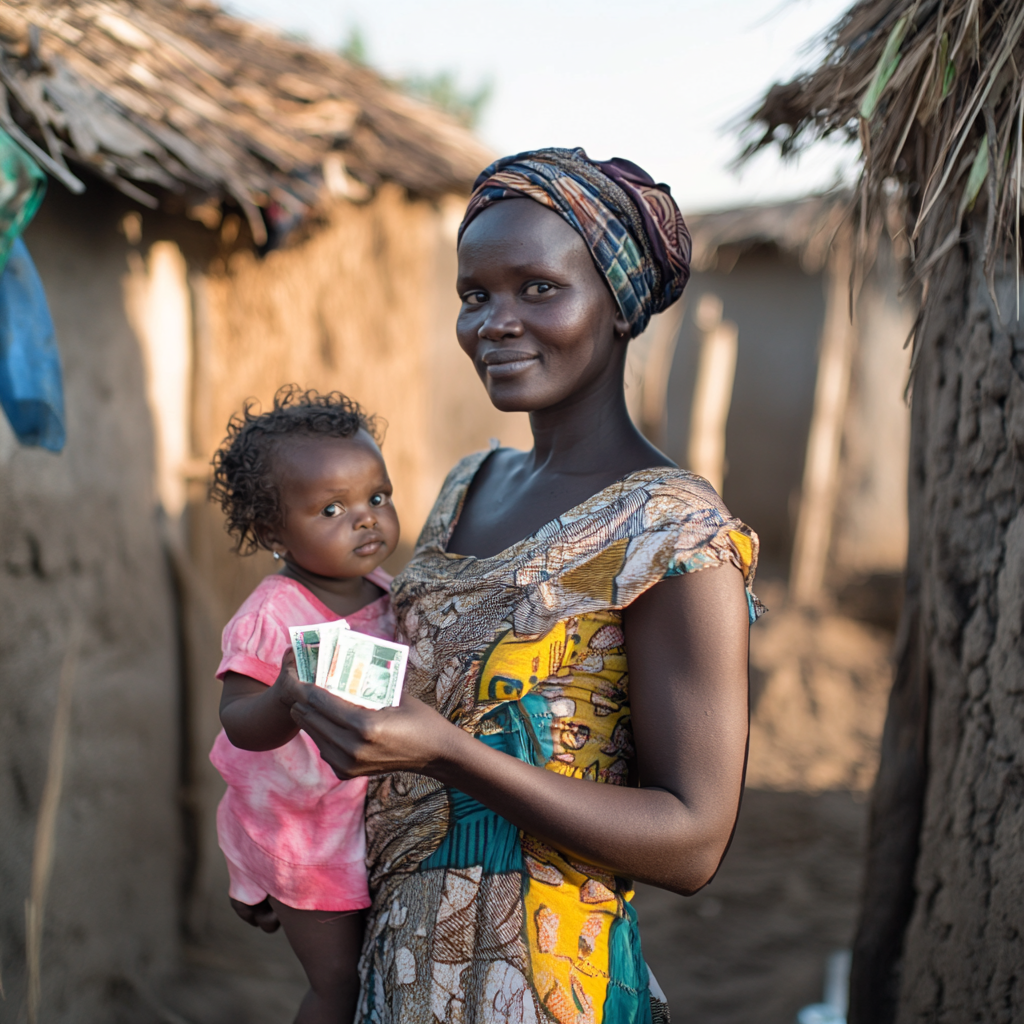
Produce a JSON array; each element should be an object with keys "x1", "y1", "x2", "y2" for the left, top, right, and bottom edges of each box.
[{"x1": 227, "y1": 0, "x2": 857, "y2": 213}]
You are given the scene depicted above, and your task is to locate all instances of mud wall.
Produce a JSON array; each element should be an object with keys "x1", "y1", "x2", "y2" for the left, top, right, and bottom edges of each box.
[
  {"x1": 0, "y1": 176, "x2": 531, "y2": 1012},
  {"x1": 0, "y1": 185, "x2": 180, "y2": 1019},
  {"x1": 665, "y1": 245, "x2": 825, "y2": 575}
]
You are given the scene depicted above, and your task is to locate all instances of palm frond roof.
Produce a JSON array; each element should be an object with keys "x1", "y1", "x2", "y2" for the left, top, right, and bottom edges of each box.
[
  {"x1": 743, "y1": 0, "x2": 1024, "y2": 272},
  {"x1": 0, "y1": 0, "x2": 493, "y2": 241}
]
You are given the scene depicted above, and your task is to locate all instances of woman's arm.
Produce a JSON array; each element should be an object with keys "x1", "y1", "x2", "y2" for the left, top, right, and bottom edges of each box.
[
  {"x1": 290, "y1": 565, "x2": 750, "y2": 895},
  {"x1": 220, "y1": 649, "x2": 308, "y2": 751}
]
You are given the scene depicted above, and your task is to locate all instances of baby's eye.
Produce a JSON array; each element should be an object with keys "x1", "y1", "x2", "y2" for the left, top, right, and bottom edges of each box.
[
  {"x1": 370, "y1": 493, "x2": 387, "y2": 507},
  {"x1": 524, "y1": 282, "x2": 554, "y2": 297},
  {"x1": 322, "y1": 503, "x2": 343, "y2": 517}
]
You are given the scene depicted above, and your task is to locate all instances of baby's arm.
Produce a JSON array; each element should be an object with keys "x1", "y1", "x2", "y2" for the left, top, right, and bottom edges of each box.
[{"x1": 220, "y1": 649, "x2": 308, "y2": 751}]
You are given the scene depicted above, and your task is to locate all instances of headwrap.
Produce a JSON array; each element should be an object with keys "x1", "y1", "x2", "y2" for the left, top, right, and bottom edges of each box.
[{"x1": 458, "y1": 147, "x2": 691, "y2": 338}]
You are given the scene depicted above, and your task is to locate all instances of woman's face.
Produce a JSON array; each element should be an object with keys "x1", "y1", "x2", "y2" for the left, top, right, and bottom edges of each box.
[{"x1": 456, "y1": 198, "x2": 630, "y2": 413}]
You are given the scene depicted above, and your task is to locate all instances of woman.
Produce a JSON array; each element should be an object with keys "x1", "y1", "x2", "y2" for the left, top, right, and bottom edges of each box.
[{"x1": 291, "y1": 148, "x2": 762, "y2": 1024}]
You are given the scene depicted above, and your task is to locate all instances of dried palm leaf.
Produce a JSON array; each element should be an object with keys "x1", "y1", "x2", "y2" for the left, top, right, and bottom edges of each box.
[
  {"x1": 0, "y1": 1, "x2": 492, "y2": 243},
  {"x1": 741, "y1": 0, "x2": 1024, "y2": 313}
]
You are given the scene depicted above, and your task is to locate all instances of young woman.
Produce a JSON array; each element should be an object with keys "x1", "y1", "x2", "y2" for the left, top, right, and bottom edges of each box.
[{"x1": 290, "y1": 148, "x2": 762, "y2": 1024}]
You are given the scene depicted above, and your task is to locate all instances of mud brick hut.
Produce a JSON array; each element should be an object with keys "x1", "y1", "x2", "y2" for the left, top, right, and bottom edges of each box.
[
  {"x1": 631, "y1": 195, "x2": 914, "y2": 608},
  {"x1": 0, "y1": 2, "x2": 530, "y2": 1018}
]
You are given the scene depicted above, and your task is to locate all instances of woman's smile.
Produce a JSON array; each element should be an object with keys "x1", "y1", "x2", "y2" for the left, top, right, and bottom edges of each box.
[{"x1": 481, "y1": 348, "x2": 540, "y2": 378}]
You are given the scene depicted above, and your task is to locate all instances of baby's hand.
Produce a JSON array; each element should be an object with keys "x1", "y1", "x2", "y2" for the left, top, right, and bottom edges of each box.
[
  {"x1": 230, "y1": 896, "x2": 280, "y2": 933},
  {"x1": 270, "y1": 648, "x2": 311, "y2": 709}
]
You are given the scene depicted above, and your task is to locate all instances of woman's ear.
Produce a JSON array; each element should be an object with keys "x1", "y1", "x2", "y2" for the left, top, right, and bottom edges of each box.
[{"x1": 614, "y1": 311, "x2": 630, "y2": 340}]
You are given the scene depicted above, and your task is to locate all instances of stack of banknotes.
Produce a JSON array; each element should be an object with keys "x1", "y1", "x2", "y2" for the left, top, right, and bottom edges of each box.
[{"x1": 289, "y1": 621, "x2": 408, "y2": 710}]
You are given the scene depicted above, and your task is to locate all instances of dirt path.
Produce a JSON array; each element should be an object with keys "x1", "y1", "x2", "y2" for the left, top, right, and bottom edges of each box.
[
  {"x1": 634, "y1": 789, "x2": 868, "y2": 1024},
  {"x1": 632, "y1": 601, "x2": 893, "y2": 1024}
]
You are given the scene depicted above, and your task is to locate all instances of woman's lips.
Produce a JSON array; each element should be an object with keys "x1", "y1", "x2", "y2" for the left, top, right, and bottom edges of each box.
[{"x1": 482, "y1": 350, "x2": 539, "y2": 378}]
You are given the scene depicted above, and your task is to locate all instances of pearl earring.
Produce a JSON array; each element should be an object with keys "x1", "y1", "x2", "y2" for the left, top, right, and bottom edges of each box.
[{"x1": 273, "y1": 551, "x2": 281, "y2": 561}]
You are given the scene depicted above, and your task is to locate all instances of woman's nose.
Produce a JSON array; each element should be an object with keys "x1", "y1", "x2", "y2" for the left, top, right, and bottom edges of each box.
[{"x1": 478, "y1": 297, "x2": 523, "y2": 340}]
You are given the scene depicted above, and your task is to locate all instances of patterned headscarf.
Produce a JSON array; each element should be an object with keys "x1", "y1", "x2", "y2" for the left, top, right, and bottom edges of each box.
[{"x1": 458, "y1": 147, "x2": 691, "y2": 338}]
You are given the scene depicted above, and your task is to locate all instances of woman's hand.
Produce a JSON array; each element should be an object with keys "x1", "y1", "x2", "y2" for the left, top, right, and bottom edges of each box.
[{"x1": 289, "y1": 688, "x2": 459, "y2": 778}]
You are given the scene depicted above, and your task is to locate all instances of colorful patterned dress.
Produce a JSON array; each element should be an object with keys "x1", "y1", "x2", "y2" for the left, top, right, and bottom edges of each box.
[{"x1": 358, "y1": 450, "x2": 761, "y2": 1024}]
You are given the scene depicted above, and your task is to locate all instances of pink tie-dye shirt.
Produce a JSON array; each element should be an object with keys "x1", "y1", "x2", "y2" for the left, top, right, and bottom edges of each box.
[{"x1": 210, "y1": 568, "x2": 394, "y2": 911}]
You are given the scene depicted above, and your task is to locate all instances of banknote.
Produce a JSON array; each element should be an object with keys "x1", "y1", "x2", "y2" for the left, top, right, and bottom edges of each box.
[
  {"x1": 314, "y1": 621, "x2": 348, "y2": 689},
  {"x1": 290, "y1": 621, "x2": 351, "y2": 684},
  {"x1": 323, "y1": 629, "x2": 407, "y2": 710},
  {"x1": 290, "y1": 620, "x2": 406, "y2": 709},
  {"x1": 289, "y1": 625, "x2": 323, "y2": 684}
]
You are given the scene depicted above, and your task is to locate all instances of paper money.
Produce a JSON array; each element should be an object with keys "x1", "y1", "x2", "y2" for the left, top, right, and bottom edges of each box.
[
  {"x1": 324, "y1": 631, "x2": 407, "y2": 709},
  {"x1": 289, "y1": 625, "x2": 323, "y2": 684},
  {"x1": 314, "y1": 621, "x2": 348, "y2": 688},
  {"x1": 290, "y1": 620, "x2": 407, "y2": 710}
]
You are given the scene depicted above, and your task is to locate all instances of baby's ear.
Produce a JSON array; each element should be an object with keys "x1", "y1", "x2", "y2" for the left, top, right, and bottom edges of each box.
[{"x1": 255, "y1": 523, "x2": 281, "y2": 553}]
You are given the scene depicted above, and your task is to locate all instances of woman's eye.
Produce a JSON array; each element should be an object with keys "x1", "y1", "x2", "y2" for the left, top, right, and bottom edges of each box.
[
  {"x1": 524, "y1": 282, "x2": 554, "y2": 297},
  {"x1": 462, "y1": 291, "x2": 487, "y2": 306},
  {"x1": 322, "y1": 503, "x2": 342, "y2": 517}
]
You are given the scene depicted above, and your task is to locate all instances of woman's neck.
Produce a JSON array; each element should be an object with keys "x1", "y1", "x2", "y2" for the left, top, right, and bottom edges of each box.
[{"x1": 526, "y1": 362, "x2": 669, "y2": 479}]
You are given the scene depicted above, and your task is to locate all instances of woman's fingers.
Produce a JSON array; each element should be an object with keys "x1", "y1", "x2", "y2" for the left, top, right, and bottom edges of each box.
[
  {"x1": 291, "y1": 702, "x2": 360, "y2": 748},
  {"x1": 291, "y1": 702, "x2": 366, "y2": 777},
  {"x1": 288, "y1": 704, "x2": 372, "y2": 774},
  {"x1": 291, "y1": 689, "x2": 455, "y2": 777}
]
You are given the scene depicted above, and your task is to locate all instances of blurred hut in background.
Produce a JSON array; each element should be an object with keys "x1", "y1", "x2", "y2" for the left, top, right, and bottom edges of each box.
[
  {"x1": 628, "y1": 194, "x2": 919, "y2": 1022},
  {"x1": 0, "y1": 1, "x2": 529, "y2": 1019},
  {"x1": 632, "y1": 194, "x2": 913, "y2": 616}
]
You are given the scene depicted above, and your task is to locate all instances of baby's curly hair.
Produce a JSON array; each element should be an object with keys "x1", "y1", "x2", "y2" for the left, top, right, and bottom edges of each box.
[{"x1": 210, "y1": 385, "x2": 382, "y2": 554}]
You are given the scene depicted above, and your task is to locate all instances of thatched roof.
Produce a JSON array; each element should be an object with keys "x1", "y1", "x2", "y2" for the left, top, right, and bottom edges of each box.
[
  {"x1": 0, "y1": 0, "x2": 493, "y2": 242},
  {"x1": 687, "y1": 195, "x2": 848, "y2": 274},
  {"x1": 742, "y1": 0, "x2": 1024, "y2": 283}
]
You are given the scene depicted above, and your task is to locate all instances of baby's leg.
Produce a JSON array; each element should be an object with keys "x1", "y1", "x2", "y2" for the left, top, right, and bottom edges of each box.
[{"x1": 269, "y1": 897, "x2": 364, "y2": 1024}]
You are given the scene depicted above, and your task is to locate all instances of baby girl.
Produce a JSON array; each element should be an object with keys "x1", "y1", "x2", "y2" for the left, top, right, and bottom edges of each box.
[{"x1": 208, "y1": 385, "x2": 399, "y2": 1023}]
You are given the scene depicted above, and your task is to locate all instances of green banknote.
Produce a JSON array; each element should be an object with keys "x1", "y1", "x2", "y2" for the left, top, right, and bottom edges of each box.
[
  {"x1": 288, "y1": 626, "x2": 322, "y2": 684},
  {"x1": 289, "y1": 620, "x2": 406, "y2": 709},
  {"x1": 323, "y1": 630, "x2": 407, "y2": 710}
]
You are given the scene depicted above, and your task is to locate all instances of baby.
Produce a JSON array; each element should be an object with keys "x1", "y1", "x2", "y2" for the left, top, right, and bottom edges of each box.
[{"x1": 208, "y1": 385, "x2": 399, "y2": 1024}]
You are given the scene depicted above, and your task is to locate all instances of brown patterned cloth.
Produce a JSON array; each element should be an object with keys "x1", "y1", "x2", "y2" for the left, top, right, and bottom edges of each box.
[{"x1": 358, "y1": 450, "x2": 761, "y2": 1023}]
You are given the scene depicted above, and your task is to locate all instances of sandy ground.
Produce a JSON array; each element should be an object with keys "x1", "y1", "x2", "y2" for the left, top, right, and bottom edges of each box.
[
  {"x1": 155, "y1": 602, "x2": 893, "y2": 1024},
  {"x1": 634, "y1": 789, "x2": 867, "y2": 1024}
]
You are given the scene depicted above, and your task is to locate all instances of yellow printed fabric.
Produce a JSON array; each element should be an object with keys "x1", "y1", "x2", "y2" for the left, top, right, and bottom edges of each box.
[{"x1": 358, "y1": 452, "x2": 762, "y2": 1024}]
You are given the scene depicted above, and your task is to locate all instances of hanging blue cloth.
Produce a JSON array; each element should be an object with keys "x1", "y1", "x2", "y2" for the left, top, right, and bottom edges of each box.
[
  {"x1": 0, "y1": 236, "x2": 65, "y2": 451},
  {"x1": 0, "y1": 125, "x2": 64, "y2": 452}
]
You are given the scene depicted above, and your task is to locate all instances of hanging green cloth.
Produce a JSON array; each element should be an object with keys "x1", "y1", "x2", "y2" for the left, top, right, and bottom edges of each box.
[{"x1": 0, "y1": 125, "x2": 46, "y2": 276}]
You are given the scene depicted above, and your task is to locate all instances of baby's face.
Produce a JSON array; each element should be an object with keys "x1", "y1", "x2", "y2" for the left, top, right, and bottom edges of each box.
[{"x1": 268, "y1": 430, "x2": 399, "y2": 579}]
